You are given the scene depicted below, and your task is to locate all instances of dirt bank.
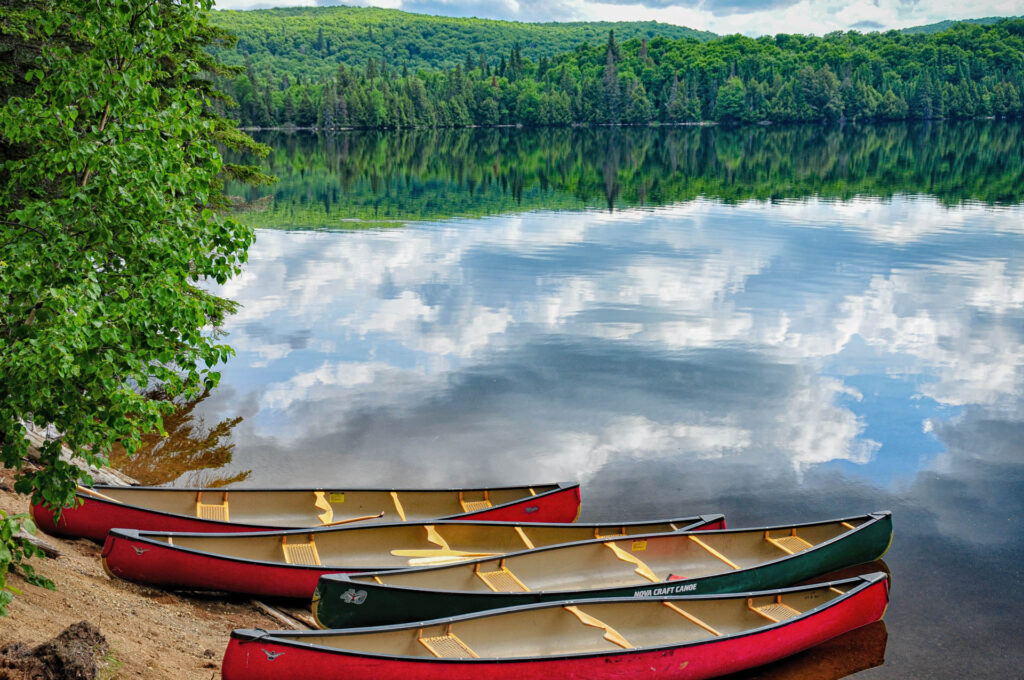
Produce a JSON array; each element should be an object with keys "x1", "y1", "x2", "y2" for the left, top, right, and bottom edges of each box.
[{"x1": 0, "y1": 468, "x2": 282, "y2": 679}]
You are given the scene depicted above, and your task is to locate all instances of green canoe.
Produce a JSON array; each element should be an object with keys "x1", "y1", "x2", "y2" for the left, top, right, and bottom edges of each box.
[{"x1": 312, "y1": 511, "x2": 892, "y2": 629}]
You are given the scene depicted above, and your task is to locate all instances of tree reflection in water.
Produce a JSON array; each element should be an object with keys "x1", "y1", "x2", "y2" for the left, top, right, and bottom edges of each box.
[
  {"x1": 226, "y1": 121, "x2": 1024, "y2": 228},
  {"x1": 108, "y1": 389, "x2": 249, "y2": 487}
]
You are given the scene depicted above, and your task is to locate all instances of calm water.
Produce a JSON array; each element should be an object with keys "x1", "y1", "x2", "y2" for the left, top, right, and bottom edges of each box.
[{"x1": 132, "y1": 123, "x2": 1024, "y2": 677}]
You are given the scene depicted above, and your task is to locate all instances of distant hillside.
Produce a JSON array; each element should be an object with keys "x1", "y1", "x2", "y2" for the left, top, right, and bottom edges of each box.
[
  {"x1": 902, "y1": 16, "x2": 1018, "y2": 34},
  {"x1": 208, "y1": 5, "x2": 715, "y2": 78}
]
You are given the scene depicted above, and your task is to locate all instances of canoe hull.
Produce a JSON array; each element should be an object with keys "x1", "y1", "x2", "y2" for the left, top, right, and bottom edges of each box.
[
  {"x1": 32, "y1": 483, "x2": 582, "y2": 542},
  {"x1": 100, "y1": 515, "x2": 725, "y2": 599},
  {"x1": 101, "y1": 532, "x2": 333, "y2": 599},
  {"x1": 313, "y1": 512, "x2": 892, "y2": 629},
  {"x1": 222, "y1": 577, "x2": 889, "y2": 680}
]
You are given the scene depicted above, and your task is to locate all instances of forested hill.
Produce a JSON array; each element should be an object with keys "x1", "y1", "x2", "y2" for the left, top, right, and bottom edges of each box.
[
  {"x1": 208, "y1": 6, "x2": 714, "y2": 77},
  {"x1": 902, "y1": 16, "x2": 1018, "y2": 35},
  {"x1": 213, "y1": 17, "x2": 1024, "y2": 130}
]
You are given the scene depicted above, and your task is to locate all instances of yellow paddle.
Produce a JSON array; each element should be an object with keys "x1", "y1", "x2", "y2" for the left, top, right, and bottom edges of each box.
[
  {"x1": 320, "y1": 511, "x2": 386, "y2": 527},
  {"x1": 390, "y1": 548, "x2": 498, "y2": 558},
  {"x1": 76, "y1": 485, "x2": 122, "y2": 503},
  {"x1": 406, "y1": 555, "x2": 492, "y2": 566}
]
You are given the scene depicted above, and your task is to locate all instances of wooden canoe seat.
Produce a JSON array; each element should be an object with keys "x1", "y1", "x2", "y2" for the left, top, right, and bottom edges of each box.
[
  {"x1": 418, "y1": 625, "x2": 479, "y2": 659},
  {"x1": 749, "y1": 596, "x2": 800, "y2": 623},
  {"x1": 563, "y1": 606, "x2": 633, "y2": 649},
  {"x1": 282, "y1": 535, "x2": 321, "y2": 565},
  {"x1": 688, "y1": 535, "x2": 739, "y2": 569},
  {"x1": 459, "y1": 490, "x2": 491, "y2": 513},
  {"x1": 662, "y1": 602, "x2": 722, "y2": 636},
  {"x1": 594, "y1": 526, "x2": 627, "y2": 539},
  {"x1": 195, "y1": 491, "x2": 229, "y2": 521},
  {"x1": 314, "y1": 492, "x2": 334, "y2": 525},
  {"x1": 604, "y1": 541, "x2": 660, "y2": 583},
  {"x1": 764, "y1": 529, "x2": 813, "y2": 555},
  {"x1": 475, "y1": 559, "x2": 529, "y2": 592}
]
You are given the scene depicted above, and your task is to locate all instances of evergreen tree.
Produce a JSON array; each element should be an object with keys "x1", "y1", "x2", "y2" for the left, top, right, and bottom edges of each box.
[{"x1": 715, "y1": 76, "x2": 747, "y2": 122}]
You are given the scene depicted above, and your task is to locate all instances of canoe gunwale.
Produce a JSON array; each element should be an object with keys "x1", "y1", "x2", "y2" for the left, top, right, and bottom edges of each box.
[
  {"x1": 236, "y1": 573, "x2": 888, "y2": 664},
  {"x1": 58, "y1": 481, "x2": 581, "y2": 533},
  {"x1": 103, "y1": 514, "x2": 725, "y2": 574},
  {"x1": 322, "y1": 511, "x2": 893, "y2": 596}
]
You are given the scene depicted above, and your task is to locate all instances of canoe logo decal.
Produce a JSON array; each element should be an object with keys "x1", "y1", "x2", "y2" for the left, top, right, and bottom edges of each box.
[
  {"x1": 524, "y1": 506, "x2": 539, "y2": 514},
  {"x1": 132, "y1": 547, "x2": 148, "y2": 555},
  {"x1": 633, "y1": 583, "x2": 697, "y2": 598},
  {"x1": 341, "y1": 588, "x2": 368, "y2": 605},
  {"x1": 262, "y1": 649, "x2": 285, "y2": 661}
]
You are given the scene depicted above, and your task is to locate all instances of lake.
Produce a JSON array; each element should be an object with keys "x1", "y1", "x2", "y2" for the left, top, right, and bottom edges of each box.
[{"x1": 120, "y1": 121, "x2": 1024, "y2": 678}]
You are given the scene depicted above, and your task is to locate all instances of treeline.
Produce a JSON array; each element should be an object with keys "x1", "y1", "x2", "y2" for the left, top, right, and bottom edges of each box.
[
  {"x1": 215, "y1": 19, "x2": 1024, "y2": 129},
  {"x1": 226, "y1": 121, "x2": 1024, "y2": 228}
]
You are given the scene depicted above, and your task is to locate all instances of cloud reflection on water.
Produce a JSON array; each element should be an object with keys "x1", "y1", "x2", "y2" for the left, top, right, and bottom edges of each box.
[{"x1": 204, "y1": 196, "x2": 1023, "y2": 501}]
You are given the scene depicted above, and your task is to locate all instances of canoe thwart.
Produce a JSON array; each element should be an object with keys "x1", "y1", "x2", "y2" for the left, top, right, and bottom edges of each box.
[
  {"x1": 688, "y1": 535, "x2": 740, "y2": 569},
  {"x1": 424, "y1": 524, "x2": 450, "y2": 550},
  {"x1": 459, "y1": 490, "x2": 491, "y2": 513},
  {"x1": 474, "y1": 559, "x2": 529, "y2": 592},
  {"x1": 196, "y1": 491, "x2": 229, "y2": 522},
  {"x1": 514, "y1": 526, "x2": 535, "y2": 549},
  {"x1": 390, "y1": 492, "x2": 406, "y2": 521},
  {"x1": 748, "y1": 595, "x2": 800, "y2": 623},
  {"x1": 417, "y1": 624, "x2": 479, "y2": 659},
  {"x1": 764, "y1": 528, "x2": 813, "y2": 555},
  {"x1": 313, "y1": 492, "x2": 333, "y2": 525},
  {"x1": 604, "y1": 541, "x2": 660, "y2": 583},
  {"x1": 563, "y1": 605, "x2": 633, "y2": 649},
  {"x1": 282, "y1": 535, "x2": 321, "y2": 566},
  {"x1": 662, "y1": 602, "x2": 722, "y2": 637}
]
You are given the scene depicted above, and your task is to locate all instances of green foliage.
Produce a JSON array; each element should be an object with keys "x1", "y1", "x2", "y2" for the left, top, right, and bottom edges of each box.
[
  {"x1": 227, "y1": 121, "x2": 1024, "y2": 229},
  {"x1": 208, "y1": 5, "x2": 713, "y2": 79},
  {"x1": 1, "y1": 510, "x2": 55, "y2": 616},
  {"x1": 1, "y1": 0, "x2": 259, "y2": 604},
  {"x1": 212, "y1": 17, "x2": 1024, "y2": 129}
]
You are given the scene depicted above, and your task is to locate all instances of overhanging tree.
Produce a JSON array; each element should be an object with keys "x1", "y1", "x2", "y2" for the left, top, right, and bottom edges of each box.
[{"x1": 0, "y1": 0, "x2": 264, "y2": 612}]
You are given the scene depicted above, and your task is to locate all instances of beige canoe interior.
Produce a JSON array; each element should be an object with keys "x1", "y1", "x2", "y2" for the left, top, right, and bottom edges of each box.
[
  {"x1": 140, "y1": 518, "x2": 705, "y2": 569},
  {"x1": 350, "y1": 517, "x2": 871, "y2": 593},
  {"x1": 273, "y1": 582, "x2": 855, "y2": 659},
  {"x1": 85, "y1": 485, "x2": 562, "y2": 527}
]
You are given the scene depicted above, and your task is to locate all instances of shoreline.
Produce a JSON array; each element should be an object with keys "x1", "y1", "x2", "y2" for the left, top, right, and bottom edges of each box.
[{"x1": 0, "y1": 466, "x2": 286, "y2": 678}]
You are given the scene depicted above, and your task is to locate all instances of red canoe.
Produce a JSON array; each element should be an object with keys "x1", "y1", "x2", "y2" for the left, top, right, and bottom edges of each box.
[
  {"x1": 100, "y1": 515, "x2": 725, "y2": 599},
  {"x1": 33, "y1": 482, "x2": 581, "y2": 541},
  {"x1": 221, "y1": 573, "x2": 889, "y2": 680}
]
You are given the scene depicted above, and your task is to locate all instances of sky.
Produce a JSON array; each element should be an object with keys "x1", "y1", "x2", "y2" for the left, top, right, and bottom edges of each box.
[{"x1": 212, "y1": 0, "x2": 1024, "y2": 36}]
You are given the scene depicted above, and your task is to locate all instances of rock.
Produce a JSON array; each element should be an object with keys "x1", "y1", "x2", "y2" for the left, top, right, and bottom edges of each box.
[{"x1": 0, "y1": 621, "x2": 108, "y2": 680}]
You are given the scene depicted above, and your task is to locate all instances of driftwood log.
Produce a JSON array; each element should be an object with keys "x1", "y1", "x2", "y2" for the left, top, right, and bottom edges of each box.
[{"x1": 251, "y1": 600, "x2": 312, "y2": 630}]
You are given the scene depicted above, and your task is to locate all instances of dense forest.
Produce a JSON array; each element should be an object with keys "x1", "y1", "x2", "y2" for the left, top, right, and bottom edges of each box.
[
  {"x1": 226, "y1": 121, "x2": 1024, "y2": 227},
  {"x1": 211, "y1": 11, "x2": 1024, "y2": 129},
  {"x1": 208, "y1": 6, "x2": 713, "y2": 78}
]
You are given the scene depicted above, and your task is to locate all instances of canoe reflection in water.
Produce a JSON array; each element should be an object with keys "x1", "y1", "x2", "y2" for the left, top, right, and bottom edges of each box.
[{"x1": 721, "y1": 620, "x2": 888, "y2": 680}]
